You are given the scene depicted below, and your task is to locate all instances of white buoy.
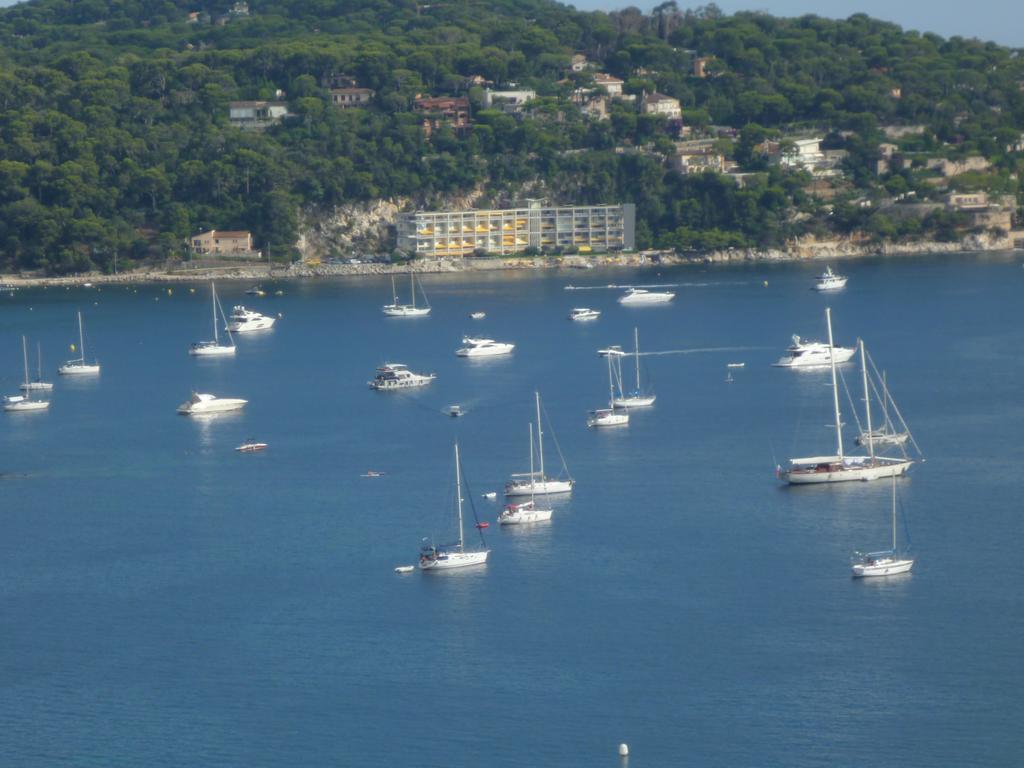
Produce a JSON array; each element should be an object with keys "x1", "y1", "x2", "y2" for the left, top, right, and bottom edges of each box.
[{"x1": 618, "y1": 743, "x2": 629, "y2": 757}]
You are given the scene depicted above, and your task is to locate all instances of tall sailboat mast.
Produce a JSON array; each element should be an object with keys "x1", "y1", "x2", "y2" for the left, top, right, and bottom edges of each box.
[
  {"x1": 409, "y1": 273, "x2": 416, "y2": 309},
  {"x1": 211, "y1": 283, "x2": 219, "y2": 344},
  {"x1": 21, "y1": 335, "x2": 30, "y2": 390},
  {"x1": 891, "y1": 474, "x2": 898, "y2": 551},
  {"x1": 455, "y1": 442, "x2": 464, "y2": 552},
  {"x1": 535, "y1": 391, "x2": 545, "y2": 482},
  {"x1": 77, "y1": 311, "x2": 86, "y2": 361},
  {"x1": 36, "y1": 341, "x2": 43, "y2": 380},
  {"x1": 826, "y1": 308, "x2": 843, "y2": 459},
  {"x1": 859, "y1": 339, "x2": 875, "y2": 461},
  {"x1": 634, "y1": 327, "x2": 641, "y2": 392}
]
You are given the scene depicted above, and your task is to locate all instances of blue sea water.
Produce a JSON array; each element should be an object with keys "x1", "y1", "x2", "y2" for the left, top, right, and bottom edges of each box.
[{"x1": 1, "y1": 254, "x2": 1023, "y2": 767}]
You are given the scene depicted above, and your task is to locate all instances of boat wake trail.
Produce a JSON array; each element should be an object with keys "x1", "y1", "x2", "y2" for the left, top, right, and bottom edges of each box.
[{"x1": 639, "y1": 346, "x2": 769, "y2": 356}]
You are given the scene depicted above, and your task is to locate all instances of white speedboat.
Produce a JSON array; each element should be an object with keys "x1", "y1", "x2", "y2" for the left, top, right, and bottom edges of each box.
[
  {"x1": 6, "y1": 336, "x2": 50, "y2": 412},
  {"x1": 569, "y1": 307, "x2": 601, "y2": 321},
  {"x1": 498, "y1": 500, "x2": 552, "y2": 525},
  {"x1": 455, "y1": 337, "x2": 514, "y2": 357},
  {"x1": 448, "y1": 404, "x2": 465, "y2": 417},
  {"x1": 190, "y1": 282, "x2": 236, "y2": 356},
  {"x1": 382, "y1": 273, "x2": 431, "y2": 317},
  {"x1": 58, "y1": 311, "x2": 100, "y2": 375},
  {"x1": 176, "y1": 392, "x2": 247, "y2": 415},
  {"x1": 226, "y1": 305, "x2": 275, "y2": 332},
  {"x1": 852, "y1": 476, "x2": 914, "y2": 577},
  {"x1": 597, "y1": 345, "x2": 626, "y2": 357},
  {"x1": 779, "y1": 312, "x2": 915, "y2": 485},
  {"x1": 612, "y1": 328, "x2": 656, "y2": 408},
  {"x1": 506, "y1": 392, "x2": 574, "y2": 497},
  {"x1": 235, "y1": 440, "x2": 268, "y2": 452},
  {"x1": 815, "y1": 265, "x2": 848, "y2": 291},
  {"x1": 368, "y1": 363, "x2": 435, "y2": 390},
  {"x1": 420, "y1": 442, "x2": 490, "y2": 570},
  {"x1": 20, "y1": 342, "x2": 53, "y2": 391},
  {"x1": 469, "y1": 311, "x2": 486, "y2": 320},
  {"x1": 588, "y1": 355, "x2": 629, "y2": 427},
  {"x1": 773, "y1": 335, "x2": 855, "y2": 368},
  {"x1": 618, "y1": 287, "x2": 675, "y2": 305}
]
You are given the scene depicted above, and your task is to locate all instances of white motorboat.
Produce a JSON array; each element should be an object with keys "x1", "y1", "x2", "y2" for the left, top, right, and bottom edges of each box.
[
  {"x1": 235, "y1": 439, "x2": 267, "y2": 452},
  {"x1": 190, "y1": 282, "x2": 236, "y2": 356},
  {"x1": 597, "y1": 345, "x2": 626, "y2": 357},
  {"x1": 226, "y1": 305, "x2": 275, "y2": 332},
  {"x1": 612, "y1": 327, "x2": 656, "y2": 408},
  {"x1": 368, "y1": 363, "x2": 436, "y2": 390},
  {"x1": 773, "y1": 334, "x2": 856, "y2": 368},
  {"x1": 5, "y1": 336, "x2": 51, "y2": 412},
  {"x1": 852, "y1": 476, "x2": 914, "y2": 578},
  {"x1": 779, "y1": 311, "x2": 914, "y2": 484},
  {"x1": 455, "y1": 337, "x2": 514, "y2": 357},
  {"x1": 469, "y1": 311, "x2": 486, "y2": 319},
  {"x1": 383, "y1": 273, "x2": 431, "y2": 317},
  {"x1": 618, "y1": 287, "x2": 675, "y2": 305},
  {"x1": 176, "y1": 391, "x2": 247, "y2": 415},
  {"x1": 569, "y1": 307, "x2": 601, "y2": 321},
  {"x1": 506, "y1": 392, "x2": 574, "y2": 497},
  {"x1": 499, "y1": 500, "x2": 552, "y2": 525},
  {"x1": 58, "y1": 311, "x2": 101, "y2": 375},
  {"x1": 815, "y1": 265, "x2": 848, "y2": 291},
  {"x1": 588, "y1": 355, "x2": 629, "y2": 427},
  {"x1": 20, "y1": 342, "x2": 53, "y2": 391},
  {"x1": 727, "y1": 362, "x2": 745, "y2": 369},
  {"x1": 420, "y1": 442, "x2": 490, "y2": 570},
  {"x1": 448, "y1": 404, "x2": 465, "y2": 417}
]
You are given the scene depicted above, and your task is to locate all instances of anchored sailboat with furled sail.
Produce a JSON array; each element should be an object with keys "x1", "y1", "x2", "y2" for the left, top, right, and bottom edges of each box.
[{"x1": 779, "y1": 309, "x2": 915, "y2": 484}]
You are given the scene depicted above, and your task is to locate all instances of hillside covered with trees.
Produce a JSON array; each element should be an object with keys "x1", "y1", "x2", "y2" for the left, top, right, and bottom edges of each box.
[{"x1": 0, "y1": 0, "x2": 1022, "y2": 272}]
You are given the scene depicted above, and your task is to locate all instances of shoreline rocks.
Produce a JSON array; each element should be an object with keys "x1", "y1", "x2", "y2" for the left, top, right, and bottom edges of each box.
[{"x1": 2, "y1": 234, "x2": 1017, "y2": 288}]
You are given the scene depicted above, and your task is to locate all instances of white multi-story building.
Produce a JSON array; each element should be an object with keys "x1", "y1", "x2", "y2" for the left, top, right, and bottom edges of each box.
[{"x1": 397, "y1": 201, "x2": 635, "y2": 257}]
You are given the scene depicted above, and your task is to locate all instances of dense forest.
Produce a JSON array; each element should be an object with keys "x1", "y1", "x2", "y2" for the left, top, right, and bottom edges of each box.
[{"x1": 0, "y1": 0, "x2": 1022, "y2": 272}]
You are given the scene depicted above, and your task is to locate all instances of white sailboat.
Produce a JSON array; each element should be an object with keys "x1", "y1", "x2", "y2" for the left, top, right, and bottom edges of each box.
[
  {"x1": 779, "y1": 310, "x2": 912, "y2": 484},
  {"x1": 5, "y1": 336, "x2": 50, "y2": 412},
  {"x1": 856, "y1": 370, "x2": 910, "y2": 448},
  {"x1": 500, "y1": 423, "x2": 554, "y2": 524},
  {"x1": 58, "y1": 311, "x2": 100, "y2": 375},
  {"x1": 420, "y1": 442, "x2": 490, "y2": 570},
  {"x1": 588, "y1": 354, "x2": 629, "y2": 427},
  {"x1": 505, "y1": 391, "x2": 574, "y2": 496},
  {"x1": 190, "y1": 282, "x2": 236, "y2": 356},
  {"x1": 383, "y1": 273, "x2": 431, "y2": 317},
  {"x1": 851, "y1": 475, "x2": 914, "y2": 577},
  {"x1": 612, "y1": 327, "x2": 655, "y2": 408},
  {"x1": 20, "y1": 342, "x2": 53, "y2": 391}
]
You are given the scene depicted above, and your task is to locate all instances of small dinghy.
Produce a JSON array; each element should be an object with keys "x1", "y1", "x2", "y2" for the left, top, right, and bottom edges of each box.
[
  {"x1": 482, "y1": 492, "x2": 498, "y2": 500},
  {"x1": 235, "y1": 440, "x2": 267, "y2": 453},
  {"x1": 475, "y1": 521, "x2": 490, "y2": 530},
  {"x1": 394, "y1": 565, "x2": 415, "y2": 574}
]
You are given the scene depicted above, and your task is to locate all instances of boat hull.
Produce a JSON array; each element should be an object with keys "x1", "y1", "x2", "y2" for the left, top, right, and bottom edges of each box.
[
  {"x1": 189, "y1": 344, "x2": 236, "y2": 357},
  {"x1": 20, "y1": 382, "x2": 53, "y2": 391},
  {"x1": 4, "y1": 399, "x2": 49, "y2": 412},
  {"x1": 383, "y1": 305, "x2": 431, "y2": 317},
  {"x1": 612, "y1": 395, "x2": 655, "y2": 407},
  {"x1": 619, "y1": 294, "x2": 674, "y2": 305},
  {"x1": 58, "y1": 362, "x2": 100, "y2": 375},
  {"x1": 456, "y1": 345, "x2": 514, "y2": 357},
  {"x1": 419, "y1": 550, "x2": 489, "y2": 570},
  {"x1": 852, "y1": 558, "x2": 914, "y2": 577},
  {"x1": 504, "y1": 479, "x2": 574, "y2": 496},
  {"x1": 177, "y1": 398, "x2": 247, "y2": 415},
  {"x1": 499, "y1": 507, "x2": 553, "y2": 524},
  {"x1": 588, "y1": 411, "x2": 629, "y2": 427},
  {"x1": 781, "y1": 458, "x2": 913, "y2": 484}
]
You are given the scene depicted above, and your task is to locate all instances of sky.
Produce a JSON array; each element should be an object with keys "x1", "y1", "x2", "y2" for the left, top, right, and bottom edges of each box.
[{"x1": 569, "y1": 0, "x2": 1022, "y2": 48}]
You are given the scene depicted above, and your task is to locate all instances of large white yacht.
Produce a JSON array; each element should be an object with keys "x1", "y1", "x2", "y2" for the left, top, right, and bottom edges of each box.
[
  {"x1": 773, "y1": 335, "x2": 856, "y2": 368},
  {"x1": 368, "y1": 363, "x2": 436, "y2": 390},
  {"x1": 226, "y1": 305, "x2": 275, "y2": 332},
  {"x1": 455, "y1": 337, "x2": 515, "y2": 357},
  {"x1": 176, "y1": 392, "x2": 247, "y2": 415},
  {"x1": 618, "y1": 287, "x2": 675, "y2": 305},
  {"x1": 814, "y1": 265, "x2": 848, "y2": 291}
]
